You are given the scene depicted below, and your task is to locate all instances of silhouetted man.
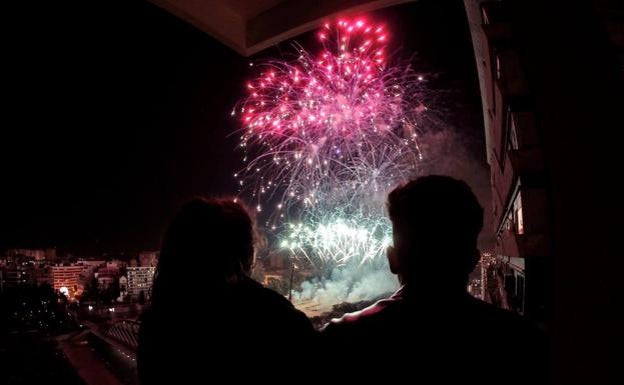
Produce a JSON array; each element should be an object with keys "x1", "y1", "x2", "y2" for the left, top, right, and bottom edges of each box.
[{"x1": 321, "y1": 175, "x2": 548, "y2": 384}]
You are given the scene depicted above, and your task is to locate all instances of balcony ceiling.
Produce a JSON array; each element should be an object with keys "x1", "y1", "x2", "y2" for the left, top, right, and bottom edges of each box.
[{"x1": 149, "y1": 0, "x2": 415, "y2": 56}]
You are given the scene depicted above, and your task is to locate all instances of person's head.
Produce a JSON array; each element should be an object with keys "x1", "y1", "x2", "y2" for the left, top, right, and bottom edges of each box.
[
  {"x1": 386, "y1": 175, "x2": 483, "y2": 289},
  {"x1": 151, "y1": 198, "x2": 256, "y2": 306}
]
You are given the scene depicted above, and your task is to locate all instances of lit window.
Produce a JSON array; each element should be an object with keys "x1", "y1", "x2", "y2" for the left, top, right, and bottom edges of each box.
[
  {"x1": 514, "y1": 193, "x2": 524, "y2": 235},
  {"x1": 507, "y1": 110, "x2": 519, "y2": 151},
  {"x1": 516, "y1": 205, "x2": 524, "y2": 234}
]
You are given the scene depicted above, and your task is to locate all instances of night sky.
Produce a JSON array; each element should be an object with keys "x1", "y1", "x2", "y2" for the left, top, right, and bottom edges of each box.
[{"x1": 2, "y1": 0, "x2": 485, "y2": 255}]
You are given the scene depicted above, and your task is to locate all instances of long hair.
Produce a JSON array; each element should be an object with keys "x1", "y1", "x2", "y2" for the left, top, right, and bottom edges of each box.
[{"x1": 150, "y1": 198, "x2": 256, "y2": 308}]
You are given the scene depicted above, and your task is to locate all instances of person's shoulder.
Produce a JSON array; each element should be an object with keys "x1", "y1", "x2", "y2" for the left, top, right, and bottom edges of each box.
[
  {"x1": 320, "y1": 296, "x2": 400, "y2": 336},
  {"x1": 465, "y1": 296, "x2": 542, "y2": 336},
  {"x1": 242, "y1": 277, "x2": 294, "y2": 308},
  {"x1": 465, "y1": 296, "x2": 547, "y2": 373},
  {"x1": 241, "y1": 278, "x2": 313, "y2": 325},
  {"x1": 467, "y1": 296, "x2": 524, "y2": 321}
]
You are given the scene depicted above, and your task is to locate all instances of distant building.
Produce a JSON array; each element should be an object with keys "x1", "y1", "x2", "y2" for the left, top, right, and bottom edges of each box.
[
  {"x1": 105, "y1": 261, "x2": 119, "y2": 269},
  {"x1": 0, "y1": 262, "x2": 52, "y2": 290},
  {"x1": 467, "y1": 1, "x2": 552, "y2": 323},
  {"x1": 97, "y1": 275, "x2": 115, "y2": 290},
  {"x1": 1, "y1": 264, "x2": 34, "y2": 287},
  {"x1": 51, "y1": 265, "x2": 84, "y2": 298},
  {"x1": 118, "y1": 275, "x2": 128, "y2": 301},
  {"x1": 126, "y1": 266, "x2": 156, "y2": 300},
  {"x1": 6, "y1": 249, "x2": 45, "y2": 262},
  {"x1": 111, "y1": 258, "x2": 129, "y2": 269},
  {"x1": 75, "y1": 260, "x2": 102, "y2": 285},
  {"x1": 95, "y1": 266, "x2": 119, "y2": 290},
  {"x1": 77, "y1": 259, "x2": 105, "y2": 268},
  {"x1": 98, "y1": 265, "x2": 119, "y2": 275},
  {"x1": 33, "y1": 265, "x2": 52, "y2": 287}
]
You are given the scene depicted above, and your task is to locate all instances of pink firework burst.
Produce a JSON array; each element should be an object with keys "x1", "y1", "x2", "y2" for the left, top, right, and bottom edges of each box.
[
  {"x1": 242, "y1": 19, "x2": 393, "y2": 136},
  {"x1": 233, "y1": 17, "x2": 428, "y2": 218}
]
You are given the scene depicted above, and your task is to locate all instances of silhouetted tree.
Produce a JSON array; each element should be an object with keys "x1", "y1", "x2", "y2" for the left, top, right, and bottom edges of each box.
[{"x1": 80, "y1": 276, "x2": 100, "y2": 302}]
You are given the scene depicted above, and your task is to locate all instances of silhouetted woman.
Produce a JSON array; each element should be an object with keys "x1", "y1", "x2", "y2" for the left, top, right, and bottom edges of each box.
[{"x1": 137, "y1": 198, "x2": 314, "y2": 384}]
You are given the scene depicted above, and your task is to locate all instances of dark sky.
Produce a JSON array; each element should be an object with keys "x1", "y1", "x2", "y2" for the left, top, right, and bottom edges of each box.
[{"x1": 1, "y1": 0, "x2": 484, "y2": 255}]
